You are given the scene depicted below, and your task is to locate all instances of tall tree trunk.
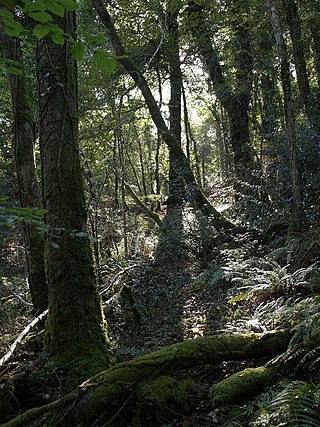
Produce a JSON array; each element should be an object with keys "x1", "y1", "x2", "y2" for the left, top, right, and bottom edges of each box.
[
  {"x1": 91, "y1": 0, "x2": 233, "y2": 230},
  {"x1": 155, "y1": 132, "x2": 161, "y2": 210},
  {"x1": 281, "y1": 0, "x2": 318, "y2": 131},
  {"x1": 260, "y1": 72, "x2": 278, "y2": 144},
  {"x1": 211, "y1": 107, "x2": 228, "y2": 180},
  {"x1": 182, "y1": 83, "x2": 201, "y2": 185},
  {"x1": 137, "y1": 136, "x2": 148, "y2": 197},
  {"x1": 167, "y1": 2, "x2": 185, "y2": 209},
  {"x1": 155, "y1": 67, "x2": 162, "y2": 210},
  {"x1": 309, "y1": 25, "x2": 320, "y2": 91},
  {"x1": 37, "y1": 12, "x2": 110, "y2": 373},
  {"x1": 182, "y1": 84, "x2": 191, "y2": 161},
  {"x1": 268, "y1": 0, "x2": 304, "y2": 231},
  {"x1": 113, "y1": 131, "x2": 119, "y2": 208},
  {"x1": 0, "y1": 26, "x2": 48, "y2": 313},
  {"x1": 187, "y1": 0, "x2": 259, "y2": 188}
]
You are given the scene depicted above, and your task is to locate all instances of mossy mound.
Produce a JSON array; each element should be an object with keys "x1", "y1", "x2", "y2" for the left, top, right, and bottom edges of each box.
[
  {"x1": 138, "y1": 375, "x2": 196, "y2": 407},
  {"x1": 210, "y1": 366, "x2": 278, "y2": 408}
]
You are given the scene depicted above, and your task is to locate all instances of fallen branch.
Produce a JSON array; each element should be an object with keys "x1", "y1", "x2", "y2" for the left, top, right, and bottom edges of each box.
[
  {"x1": 11, "y1": 292, "x2": 33, "y2": 307},
  {"x1": 99, "y1": 264, "x2": 138, "y2": 296},
  {"x1": 123, "y1": 180, "x2": 162, "y2": 226},
  {"x1": 0, "y1": 309, "x2": 48, "y2": 367},
  {"x1": 3, "y1": 330, "x2": 289, "y2": 426}
]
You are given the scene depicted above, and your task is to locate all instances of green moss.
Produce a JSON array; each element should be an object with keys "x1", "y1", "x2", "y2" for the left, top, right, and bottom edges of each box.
[
  {"x1": 210, "y1": 367, "x2": 278, "y2": 408},
  {"x1": 138, "y1": 376, "x2": 196, "y2": 407},
  {"x1": 4, "y1": 331, "x2": 289, "y2": 427}
]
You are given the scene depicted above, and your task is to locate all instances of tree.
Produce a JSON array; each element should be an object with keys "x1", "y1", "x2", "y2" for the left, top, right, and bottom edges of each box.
[
  {"x1": 281, "y1": 0, "x2": 319, "y2": 132},
  {"x1": 91, "y1": 0, "x2": 233, "y2": 231},
  {"x1": 186, "y1": 0, "x2": 259, "y2": 189},
  {"x1": 36, "y1": 11, "x2": 110, "y2": 375},
  {"x1": 0, "y1": 24, "x2": 48, "y2": 313},
  {"x1": 267, "y1": 0, "x2": 304, "y2": 231},
  {"x1": 166, "y1": 0, "x2": 185, "y2": 208}
]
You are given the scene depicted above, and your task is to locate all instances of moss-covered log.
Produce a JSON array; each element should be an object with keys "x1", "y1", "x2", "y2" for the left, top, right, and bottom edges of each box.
[
  {"x1": 210, "y1": 366, "x2": 279, "y2": 408},
  {"x1": 3, "y1": 331, "x2": 289, "y2": 426}
]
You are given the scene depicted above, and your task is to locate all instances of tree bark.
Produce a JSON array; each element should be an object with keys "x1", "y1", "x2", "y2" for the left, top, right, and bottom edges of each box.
[
  {"x1": 37, "y1": 12, "x2": 110, "y2": 373},
  {"x1": 260, "y1": 72, "x2": 278, "y2": 143},
  {"x1": 268, "y1": 0, "x2": 304, "y2": 231},
  {"x1": 167, "y1": 2, "x2": 185, "y2": 208},
  {"x1": 0, "y1": 25, "x2": 48, "y2": 313},
  {"x1": 187, "y1": 0, "x2": 259, "y2": 187},
  {"x1": 91, "y1": 0, "x2": 233, "y2": 230},
  {"x1": 281, "y1": 0, "x2": 318, "y2": 131}
]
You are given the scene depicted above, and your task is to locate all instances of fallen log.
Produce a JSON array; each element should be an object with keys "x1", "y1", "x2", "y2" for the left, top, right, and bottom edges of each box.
[{"x1": 3, "y1": 330, "x2": 289, "y2": 426}]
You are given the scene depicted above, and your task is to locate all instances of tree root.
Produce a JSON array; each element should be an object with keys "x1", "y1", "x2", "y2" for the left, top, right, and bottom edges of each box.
[{"x1": 2, "y1": 330, "x2": 289, "y2": 426}]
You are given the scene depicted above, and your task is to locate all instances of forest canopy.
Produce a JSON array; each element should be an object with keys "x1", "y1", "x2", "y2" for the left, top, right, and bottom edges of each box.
[{"x1": 1, "y1": 0, "x2": 320, "y2": 426}]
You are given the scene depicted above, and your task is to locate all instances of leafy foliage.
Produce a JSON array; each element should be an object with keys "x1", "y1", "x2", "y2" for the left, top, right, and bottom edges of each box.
[{"x1": 251, "y1": 381, "x2": 320, "y2": 427}]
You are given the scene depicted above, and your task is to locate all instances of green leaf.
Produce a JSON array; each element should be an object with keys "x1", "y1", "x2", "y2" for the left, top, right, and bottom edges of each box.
[
  {"x1": 75, "y1": 232, "x2": 87, "y2": 238},
  {"x1": 33, "y1": 25, "x2": 50, "y2": 40},
  {"x1": 92, "y1": 51, "x2": 116, "y2": 73},
  {"x1": 0, "y1": 13, "x2": 24, "y2": 37},
  {"x1": 26, "y1": 2, "x2": 46, "y2": 12},
  {"x1": 71, "y1": 42, "x2": 86, "y2": 61},
  {"x1": 4, "y1": 25, "x2": 21, "y2": 37},
  {"x1": 7, "y1": 67, "x2": 23, "y2": 75},
  {"x1": 52, "y1": 33, "x2": 65, "y2": 45},
  {"x1": 1, "y1": 0, "x2": 18, "y2": 10},
  {"x1": 56, "y1": 0, "x2": 78, "y2": 11},
  {"x1": 46, "y1": 0, "x2": 65, "y2": 17},
  {"x1": 0, "y1": 9, "x2": 14, "y2": 20},
  {"x1": 50, "y1": 241, "x2": 60, "y2": 249},
  {"x1": 85, "y1": 34, "x2": 105, "y2": 44},
  {"x1": 29, "y1": 11, "x2": 53, "y2": 23},
  {"x1": 228, "y1": 292, "x2": 253, "y2": 304},
  {"x1": 35, "y1": 209, "x2": 48, "y2": 217}
]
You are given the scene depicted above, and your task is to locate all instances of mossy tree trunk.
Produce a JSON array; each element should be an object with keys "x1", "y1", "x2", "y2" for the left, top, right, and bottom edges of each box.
[
  {"x1": 268, "y1": 0, "x2": 304, "y2": 231},
  {"x1": 0, "y1": 24, "x2": 48, "y2": 313},
  {"x1": 281, "y1": 0, "x2": 319, "y2": 132},
  {"x1": 187, "y1": 0, "x2": 260, "y2": 190},
  {"x1": 167, "y1": 2, "x2": 185, "y2": 209},
  {"x1": 36, "y1": 12, "x2": 110, "y2": 373}
]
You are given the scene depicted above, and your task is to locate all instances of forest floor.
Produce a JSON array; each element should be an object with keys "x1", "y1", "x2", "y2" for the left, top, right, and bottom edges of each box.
[
  {"x1": 1, "y1": 211, "x2": 320, "y2": 426},
  {"x1": 103, "y1": 221, "x2": 285, "y2": 426}
]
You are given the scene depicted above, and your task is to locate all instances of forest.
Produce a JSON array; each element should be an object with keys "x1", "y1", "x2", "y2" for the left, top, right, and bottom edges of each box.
[{"x1": 1, "y1": 0, "x2": 320, "y2": 425}]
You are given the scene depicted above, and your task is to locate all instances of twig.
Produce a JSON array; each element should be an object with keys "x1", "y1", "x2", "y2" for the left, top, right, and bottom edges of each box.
[
  {"x1": 0, "y1": 309, "x2": 48, "y2": 367},
  {"x1": 102, "y1": 389, "x2": 136, "y2": 426},
  {"x1": 0, "y1": 293, "x2": 33, "y2": 306},
  {"x1": 99, "y1": 264, "x2": 138, "y2": 296},
  {"x1": 11, "y1": 292, "x2": 33, "y2": 306}
]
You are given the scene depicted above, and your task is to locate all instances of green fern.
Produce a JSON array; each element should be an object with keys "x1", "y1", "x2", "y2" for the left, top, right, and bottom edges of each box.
[{"x1": 250, "y1": 381, "x2": 320, "y2": 427}]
